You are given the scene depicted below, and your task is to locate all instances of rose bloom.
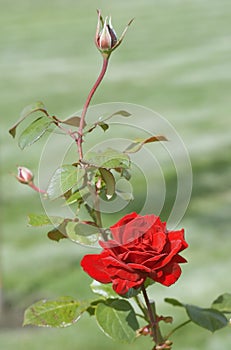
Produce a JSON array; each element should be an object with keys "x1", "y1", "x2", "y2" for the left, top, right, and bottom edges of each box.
[{"x1": 81, "y1": 212, "x2": 188, "y2": 295}]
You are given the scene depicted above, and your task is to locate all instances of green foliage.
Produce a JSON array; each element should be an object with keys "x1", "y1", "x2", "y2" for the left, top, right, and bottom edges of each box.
[
  {"x1": 83, "y1": 148, "x2": 130, "y2": 169},
  {"x1": 28, "y1": 213, "x2": 64, "y2": 227},
  {"x1": 66, "y1": 221, "x2": 100, "y2": 246},
  {"x1": 95, "y1": 299, "x2": 139, "y2": 343},
  {"x1": 9, "y1": 101, "x2": 48, "y2": 138},
  {"x1": 65, "y1": 190, "x2": 83, "y2": 205},
  {"x1": 164, "y1": 298, "x2": 184, "y2": 307},
  {"x1": 124, "y1": 135, "x2": 167, "y2": 154},
  {"x1": 165, "y1": 298, "x2": 229, "y2": 332},
  {"x1": 211, "y1": 293, "x2": 231, "y2": 313},
  {"x1": 185, "y1": 305, "x2": 228, "y2": 332},
  {"x1": 18, "y1": 116, "x2": 54, "y2": 149},
  {"x1": 47, "y1": 226, "x2": 67, "y2": 241},
  {"x1": 90, "y1": 280, "x2": 118, "y2": 299},
  {"x1": 47, "y1": 165, "x2": 84, "y2": 199},
  {"x1": 99, "y1": 168, "x2": 115, "y2": 199},
  {"x1": 23, "y1": 296, "x2": 87, "y2": 328},
  {"x1": 84, "y1": 110, "x2": 131, "y2": 134},
  {"x1": 59, "y1": 116, "x2": 81, "y2": 127}
]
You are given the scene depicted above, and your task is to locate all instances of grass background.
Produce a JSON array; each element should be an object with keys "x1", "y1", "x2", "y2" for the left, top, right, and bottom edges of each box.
[{"x1": 1, "y1": 0, "x2": 231, "y2": 349}]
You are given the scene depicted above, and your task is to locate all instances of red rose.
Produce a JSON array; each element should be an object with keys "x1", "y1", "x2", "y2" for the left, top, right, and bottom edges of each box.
[{"x1": 81, "y1": 212, "x2": 188, "y2": 295}]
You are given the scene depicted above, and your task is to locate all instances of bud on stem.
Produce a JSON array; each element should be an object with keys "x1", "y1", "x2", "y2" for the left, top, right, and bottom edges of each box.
[
  {"x1": 16, "y1": 166, "x2": 34, "y2": 184},
  {"x1": 16, "y1": 166, "x2": 47, "y2": 195},
  {"x1": 95, "y1": 9, "x2": 133, "y2": 57}
]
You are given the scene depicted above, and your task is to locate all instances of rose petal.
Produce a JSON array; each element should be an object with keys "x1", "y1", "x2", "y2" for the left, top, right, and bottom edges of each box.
[
  {"x1": 122, "y1": 251, "x2": 155, "y2": 264},
  {"x1": 150, "y1": 231, "x2": 166, "y2": 252},
  {"x1": 150, "y1": 240, "x2": 183, "y2": 269},
  {"x1": 154, "y1": 263, "x2": 182, "y2": 286},
  {"x1": 81, "y1": 253, "x2": 111, "y2": 283},
  {"x1": 110, "y1": 212, "x2": 138, "y2": 243},
  {"x1": 168, "y1": 229, "x2": 188, "y2": 251},
  {"x1": 104, "y1": 256, "x2": 142, "y2": 281},
  {"x1": 128, "y1": 262, "x2": 151, "y2": 273},
  {"x1": 112, "y1": 276, "x2": 145, "y2": 295}
]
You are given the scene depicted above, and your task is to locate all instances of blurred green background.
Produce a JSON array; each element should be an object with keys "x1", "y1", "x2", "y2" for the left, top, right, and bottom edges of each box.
[{"x1": 1, "y1": 0, "x2": 231, "y2": 349}]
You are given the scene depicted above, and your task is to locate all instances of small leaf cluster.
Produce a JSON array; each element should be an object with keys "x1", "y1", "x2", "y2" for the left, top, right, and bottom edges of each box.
[{"x1": 11, "y1": 102, "x2": 166, "y2": 245}]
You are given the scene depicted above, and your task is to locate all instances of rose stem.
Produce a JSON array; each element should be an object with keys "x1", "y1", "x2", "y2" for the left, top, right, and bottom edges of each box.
[
  {"x1": 28, "y1": 182, "x2": 47, "y2": 195},
  {"x1": 76, "y1": 56, "x2": 109, "y2": 231},
  {"x1": 141, "y1": 285, "x2": 163, "y2": 345},
  {"x1": 77, "y1": 56, "x2": 109, "y2": 161}
]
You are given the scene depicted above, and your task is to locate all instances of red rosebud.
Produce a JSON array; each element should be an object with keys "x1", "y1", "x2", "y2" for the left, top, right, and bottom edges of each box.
[
  {"x1": 81, "y1": 212, "x2": 188, "y2": 295},
  {"x1": 95, "y1": 10, "x2": 133, "y2": 57},
  {"x1": 16, "y1": 166, "x2": 34, "y2": 184}
]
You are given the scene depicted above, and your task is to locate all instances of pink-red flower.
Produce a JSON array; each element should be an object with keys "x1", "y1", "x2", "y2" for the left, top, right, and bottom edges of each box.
[
  {"x1": 16, "y1": 166, "x2": 34, "y2": 184},
  {"x1": 81, "y1": 212, "x2": 188, "y2": 295}
]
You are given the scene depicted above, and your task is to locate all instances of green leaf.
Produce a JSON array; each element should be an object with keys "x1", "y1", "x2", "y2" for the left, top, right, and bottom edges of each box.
[
  {"x1": 9, "y1": 101, "x2": 48, "y2": 138},
  {"x1": 83, "y1": 110, "x2": 131, "y2": 135},
  {"x1": 65, "y1": 191, "x2": 83, "y2": 205},
  {"x1": 121, "y1": 288, "x2": 141, "y2": 299},
  {"x1": 115, "y1": 178, "x2": 133, "y2": 201},
  {"x1": 47, "y1": 227, "x2": 67, "y2": 242},
  {"x1": 86, "y1": 299, "x2": 104, "y2": 316},
  {"x1": 28, "y1": 213, "x2": 64, "y2": 227},
  {"x1": 98, "y1": 121, "x2": 109, "y2": 132},
  {"x1": 47, "y1": 165, "x2": 84, "y2": 200},
  {"x1": 91, "y1": 281, "x2": 117, "y2": 299},
  {"x1": 23, "y1": 296, "x2": 87, "y2": 328},
  {"x1": 99, "y1": 168, "x2": 115, "y2": 199},
  {"x1": 95, "y1": 299, "x2": 139, "y2": 343},
  {"x1": 124, "y1": 135, "x2": 167, "y2": 154},
  {"x1": 120, "y1": 169, "x2": 131, "y2": 180},
  {"x1": 185, "y1": 305, "x2": 228, "y2": 332},
  {"x1": 18, "y1": 116, "x2": 53, "y2": 149},
  {"x1": 116, "y1": 190, "x2": 134, "y2": 201},
  {"x1": 59, "y1": 116, "x2": 82, "y2": 127},
  {"x1": 211, "y1": 293, "x2": 231, "y2": 313},
  {"x1": 110, "y1": 110, "x2": 132, "y2": 117},
  {"x1": 47, "y1": 219, "x2": 72, "y2": 242},
  {"x1": 164, "y1": 298, "x2": 184, "y2": 307},
  {"x1": 66, "y1": 221, "x2": 100, "y2": 246},
  {"x1": 83, "y1": 148, "x2": 130, "y2": 170}
]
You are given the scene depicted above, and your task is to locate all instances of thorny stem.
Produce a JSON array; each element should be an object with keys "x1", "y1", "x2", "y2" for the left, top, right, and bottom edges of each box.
[
  {"x1": 78, "y1": 56, "x2": 109, "y2": 161},
  {"x1": 141, "y1": 285, "x2": 164, "y2": 346}
]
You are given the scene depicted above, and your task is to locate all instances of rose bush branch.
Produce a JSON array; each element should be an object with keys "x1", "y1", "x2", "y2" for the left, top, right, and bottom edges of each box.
[
  {"x1": 141, "y1": 286, "x2": 164, "y2": 345},
  {"x1": 77, "y1": 56, "x2": 108, "y2": 160},
  {"x1": 78, "y1": 10, "x2": 133, "y2": 161},
  {"x1": 9, "y1": 9, "x2": 231, "y2": 350}
]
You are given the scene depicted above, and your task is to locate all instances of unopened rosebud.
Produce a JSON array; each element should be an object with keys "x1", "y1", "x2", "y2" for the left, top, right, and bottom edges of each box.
[
  {"x1": 95, "y1": 9, "x2": 133, "y2": 57},
  {"x1": 98, "y1": 16, "x2": 117, "y2": 50},
  {"x1": 15, "y1": 166, "x2": 47, "y2": 195},
  {"x1": 16, "y1": 166, "x2": 34, "y2": 184}
]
